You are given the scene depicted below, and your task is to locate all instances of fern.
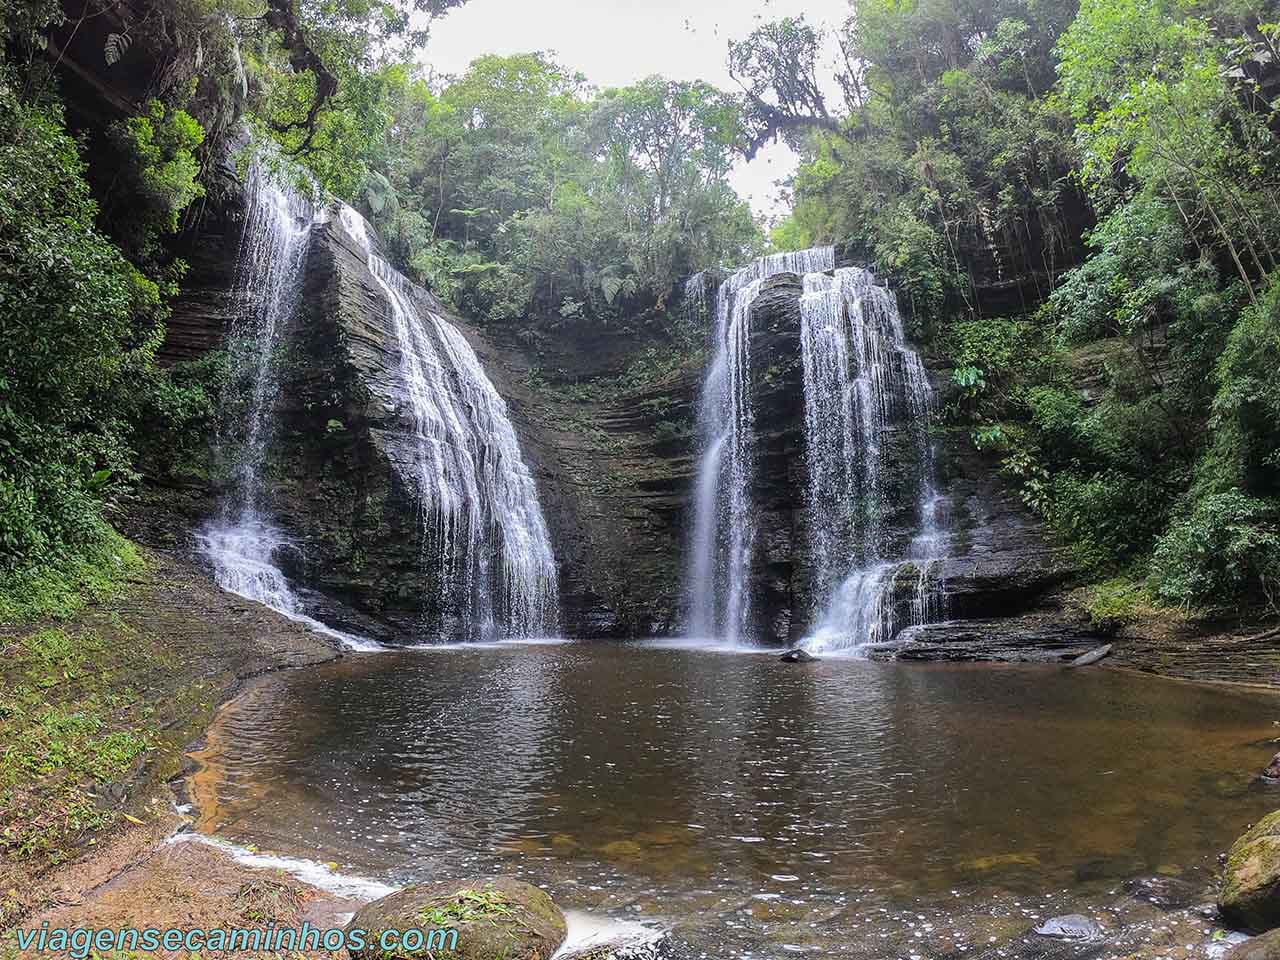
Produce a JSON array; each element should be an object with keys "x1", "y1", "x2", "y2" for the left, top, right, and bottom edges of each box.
[
  {"x1": 103, "y1": 32, "x2": 131, "y2": 66},
  {"x1": 601, "y1": 273, "x2": 637, "y2": 305},
  {"x1": 364, "y1": 170, "x2": 397, "y2": 215}
]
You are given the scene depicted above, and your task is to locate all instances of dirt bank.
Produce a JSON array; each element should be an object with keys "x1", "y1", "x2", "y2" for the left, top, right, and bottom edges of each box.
[{"x1": 0, "y1": 545, "x2": 347, "y2": 949}]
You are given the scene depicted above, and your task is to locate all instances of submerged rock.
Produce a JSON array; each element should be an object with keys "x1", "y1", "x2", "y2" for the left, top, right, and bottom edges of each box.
[
  {"x1": 1123, "y1": 874, "x2": 1200, "y2": 909},
  {"x1": 779, "y1": 648, "x2": 818, "y2": 663},
  {"x1": 1222, "y1": 810, "x2": 1280, "y2": 932},
  {"x1": 1032, "y1": 914, "x2": 1103, "y2": 940},
  {"x1": 346, "y1": 876, "x2": 566, "y2": 960},
  {"x1": 1226, "y1": 928, "x2": 1280, "y2": 960}
]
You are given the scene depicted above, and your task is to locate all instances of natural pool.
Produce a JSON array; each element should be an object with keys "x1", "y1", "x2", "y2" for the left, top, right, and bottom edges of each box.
[{"x1": 189, "y1": 642, "x2": 1280, "y2": 956}]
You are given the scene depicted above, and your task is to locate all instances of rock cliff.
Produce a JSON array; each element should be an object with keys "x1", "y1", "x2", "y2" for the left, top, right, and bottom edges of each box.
[{"x1": 154, "y1": 174, "x2": 1078, "y2": 644}]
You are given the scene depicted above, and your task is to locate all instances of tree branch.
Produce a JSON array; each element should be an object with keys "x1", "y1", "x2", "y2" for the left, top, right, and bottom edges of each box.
[{"x1": 262, "y1": 0, "x2": 337, "y2": 155}]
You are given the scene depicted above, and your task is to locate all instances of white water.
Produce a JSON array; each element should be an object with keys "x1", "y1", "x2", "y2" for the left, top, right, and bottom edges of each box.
[
  {"x1": 685, "y1": 249, "x2": 836, "y2": 642},
  {"x1": 685, "y1": 252, "x2": 945, "y2": 652},
  {"x1": 800, "y1": 267, "x2": 945, "y2": 653},
  {"x1": 198, "y1": 169, "x2": 385, "y2": 650},
  {"x1": 338, "y1": 206, "x2": 559, "y2": 639},
  {"x1": 168, "y1": 834, "x2": 666, "y2": 956}
]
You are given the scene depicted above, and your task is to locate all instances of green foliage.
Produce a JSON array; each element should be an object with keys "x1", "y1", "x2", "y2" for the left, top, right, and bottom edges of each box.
[
  {"x1": 1072, "y1": 576, "x2": 1163, "y2": 631},
  {"x1": 0, "y1": 524, "x2": 142, "y2": 625},
  {"x1": 106, "y1": 99, "x2": 206, "y2": 258},
  {"x1": 1151, "y1": 491, "x2": 1280, "y2": 609},
  {"x1": 0, "y1": 91, "x2": 162, "y2": 568},
  {"x1": 1205, "y1": 274, "x2": 1280, "y2": 495},
  {"x1": 363, "y1": 56, "x2": 763, "y2": 330},
  {"x1": 129, "y1": 351, "x2": 231, "y2": 483},
  {"x1": 946, "y1": 314, "x2": 1059, "y2": 427},
  {"x1": 744, "y1": 0, "x2": 1081, "y2": 331}
]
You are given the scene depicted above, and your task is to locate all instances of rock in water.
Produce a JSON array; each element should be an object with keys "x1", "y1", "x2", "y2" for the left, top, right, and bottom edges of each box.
[
  {"x1": 1033, "y1": 914, "x2": 1103, "y2": 940},
  {"x1": 1067, "y1": 643, "x2": 1113, "y2": 667},
  {"x1": 1226, "y1": 928, "x2": 1280, "y2": 960},
  {"x1": 1263, "y1": 752, "x2": 1280, "y2": 781},
  {"x1": 780, "y1": 648, "x2": 818, "y2": 663},
  {"x1": 1221, "y1": 810, "x2": 1280, "y2": 931},
  {"x1": 346, "y1": 877, "x2": 566, "y2": 960}
]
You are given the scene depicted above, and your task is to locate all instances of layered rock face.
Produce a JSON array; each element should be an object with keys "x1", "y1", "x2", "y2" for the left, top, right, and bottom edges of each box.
[
  {"x1": 680, "y1": 271, "x2": 1075, "y2": 646},
  {"x1": 162, "y1": 181, "x2": 1074, "y2": 643}
]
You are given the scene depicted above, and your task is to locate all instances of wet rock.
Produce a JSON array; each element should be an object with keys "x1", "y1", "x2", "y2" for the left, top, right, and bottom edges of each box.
[
  {"x1": 870, "y1": 615, "x2": 1103, "y2": 663},
  {"x1": 1264, "y1": 753, "x2": 1280, "y2": 781},
  {"x1": 1068, "y1": 643, "x2": 1113, "y2": 667},
  {"x1": 1032, "y1": 914, "x2": 1103, "y2": 940},
  {"x1": 1221, "y1": 810, "x2": 1280, "y2": 932},
  {"x1": 1123, "y1": 875, "x2": 1200, "y2": 909},
  {"x1": 779, "y1": 648, "x2": 818, "y2": 663},
  {"x1": 345, "y1": 876, "x2": 566, "y2": 960},
  {"x1": 1226, "y1": 928, "x2": 1280, "y2": 960}
]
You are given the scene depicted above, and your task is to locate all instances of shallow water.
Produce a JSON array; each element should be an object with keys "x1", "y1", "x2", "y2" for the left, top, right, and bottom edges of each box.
[{"x1": 191, "y1": 643, "x2": 1280, "y2": 955}]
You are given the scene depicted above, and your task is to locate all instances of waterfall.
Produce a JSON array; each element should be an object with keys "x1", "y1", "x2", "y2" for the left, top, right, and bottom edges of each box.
[
  {"x1": 685, "y1": 248, "x2": 836, "y2": 642},
  {"x1": 338, "y1": 206, "x2": 559, "y2": 639},
  {"x1": 200, "y1": 169, "x2": 377, "y2": 650},
  {"x1": 685, "y1": 251, "x2": 945, "y2": 651},
  {"x1": 799, "y1": 268, "x2": 945, "y2": 653}
]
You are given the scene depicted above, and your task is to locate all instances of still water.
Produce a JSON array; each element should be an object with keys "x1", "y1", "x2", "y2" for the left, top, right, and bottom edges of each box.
[{"x1": 191, "y1": 643, "x2": 1280, "y2": 955}]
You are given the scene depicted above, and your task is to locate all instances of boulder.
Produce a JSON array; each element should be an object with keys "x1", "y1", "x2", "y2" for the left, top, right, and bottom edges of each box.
[
  {"x1": 1032, "y1": 914, "x2": 1103, "y2": 940},
  {"x1": 1227, "y1": 928, "x2": 1280, "y2": 960},
  {"x1": 346, "y1": 877, "x2": 566, "y2": 960},
  {"x1": 1263, "y1": 753, "x2": 1280, "y2": 781},
  {"x1": 780, "y1": 648, "x2": 818, "y2": 663},
  {"x1": 1221, "y1": 810, "x2": 1280, "y2": 932}
]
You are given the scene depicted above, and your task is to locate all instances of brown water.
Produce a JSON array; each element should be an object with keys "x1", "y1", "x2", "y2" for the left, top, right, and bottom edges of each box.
[{"x1": 191, "y1": 642, "x2": 1280, "y2": 956}]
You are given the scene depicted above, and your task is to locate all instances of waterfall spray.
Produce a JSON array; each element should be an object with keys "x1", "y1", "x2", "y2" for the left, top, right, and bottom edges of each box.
[
  {"x1": 339, "y1": 206, "x2": 559, "y2": 639},
  {"x1": 685, "y1": 252, "x2": 945, "y2": 652}
]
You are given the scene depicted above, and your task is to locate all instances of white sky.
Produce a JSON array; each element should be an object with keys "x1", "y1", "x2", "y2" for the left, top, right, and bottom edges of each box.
[{"x1": 420, "y1": 0, "x2": 852, "y2": 221}]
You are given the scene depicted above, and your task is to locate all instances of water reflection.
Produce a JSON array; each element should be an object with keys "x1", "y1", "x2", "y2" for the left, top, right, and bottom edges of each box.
[{"x1": 193, "y1": 647, "x2": 1280, "y2": 949}]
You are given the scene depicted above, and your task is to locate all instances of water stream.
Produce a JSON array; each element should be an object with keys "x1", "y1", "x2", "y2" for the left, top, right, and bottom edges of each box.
[
  {"x1": 199, "y1": 170, "x2": 558, "y2": 643},
  {"x1": 685, "y1": 249, "x2": 836, "y2": 642},
  {"x1": 196, "y1": 169, "x2": 379, "y2": 647},
  {"x1": 686, "y1": 252, "x2": 946, "y2": 651},
  {"x1": 799, "y1": 267, "x2": 945, "y2": 653},
  {"x1": 338, "y1": 207, "x2": 559, "y2": 639}
]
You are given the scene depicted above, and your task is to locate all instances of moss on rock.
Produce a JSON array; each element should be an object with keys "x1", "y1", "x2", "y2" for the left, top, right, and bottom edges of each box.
[
  {"x1": 1221, "y1": 810, "x2": 1280, "y2": 932},
  {"x1": 346, "y1": 877, "x2": 566, "y2": 960}
]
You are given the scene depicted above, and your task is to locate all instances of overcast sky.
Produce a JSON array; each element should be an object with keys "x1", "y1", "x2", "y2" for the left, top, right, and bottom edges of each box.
[{"x1": 420, "y1": 0, "x2": 852, "y2": 221}]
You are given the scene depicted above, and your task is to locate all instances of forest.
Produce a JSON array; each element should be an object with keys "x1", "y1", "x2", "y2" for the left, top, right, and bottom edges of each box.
[
  {"x1": 2, "y1": 0, "x2": 1279, "y2": 623},
  {"x1": 8, "y1": 2, "x2": 1280, "y2": 957}
]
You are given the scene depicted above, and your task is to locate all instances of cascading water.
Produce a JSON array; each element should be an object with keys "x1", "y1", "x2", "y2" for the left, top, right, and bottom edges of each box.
[
  {"x1": 685, "y1": 248, "x2": 836, "y2": 642},
  {"x1": 200, "y1": 169, "x2": 377, "y2": 650},
  {"x1": 685, "y1": 250, "x2": 945, "y2": 652},
  {"x1": 338, "y1": 206, "x2": 559, "y2": 639},
  {"x1": 798, "y1": 268, "x2": 945, "y2": 653}
]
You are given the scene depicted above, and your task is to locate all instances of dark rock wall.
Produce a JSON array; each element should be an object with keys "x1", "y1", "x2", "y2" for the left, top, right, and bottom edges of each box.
[
  {"x1": 158, "y1": 178, "x2": 1073, "y2": 642},
  {"x1": 461, "y1": 318, "x2": 702, "y2": 638}
]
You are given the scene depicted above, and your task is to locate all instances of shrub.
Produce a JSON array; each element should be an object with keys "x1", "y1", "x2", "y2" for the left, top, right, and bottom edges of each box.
[
  {"x1": 1051, "y1": 470, "x2": 1170, "y2": 570},
  {"x1": 1150, "y1": 491, "x2": 1280, "y2": 610},
  {"x1": 106, "y1": 98, "x2": 206, "y2": 260},
  {"x1": 0, "y1": 91, "x2": 158, "y2": 569}
]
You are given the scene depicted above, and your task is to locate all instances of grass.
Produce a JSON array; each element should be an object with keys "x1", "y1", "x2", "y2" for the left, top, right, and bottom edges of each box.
[
  {"x1": 0, "y1": 579, "x2": 217, "y2": 884},
  {"x1": 1071, "y1": 575, "x2": 1174, "y2": 632},
  {"x1": 0, "y1": 627, "x2": 154, "y2": 864},
  {"x1": 417, "y1": 887, "x2": 518, "y2": 928},
  {"x1": 0, "y1": 523, "x2": 144, "y2": 625}
]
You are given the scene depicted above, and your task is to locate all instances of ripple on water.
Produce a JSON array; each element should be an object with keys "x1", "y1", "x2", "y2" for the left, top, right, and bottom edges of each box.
[{"x1": 190, "y1": 644, "x2": 1280, "y2": 955}]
